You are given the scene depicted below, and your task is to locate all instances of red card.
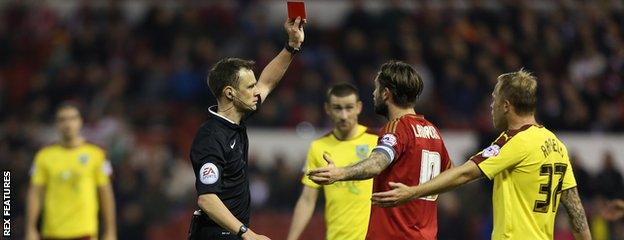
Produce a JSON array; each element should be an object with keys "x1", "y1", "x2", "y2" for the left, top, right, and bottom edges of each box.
[{"x1": 287, "y1": 1, "x2": 306, "y2": 20}]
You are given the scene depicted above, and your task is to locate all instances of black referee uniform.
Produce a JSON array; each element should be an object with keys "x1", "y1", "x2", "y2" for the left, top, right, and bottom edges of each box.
[{"x1": 188, "y1": 98, "x2": 260, "y2": 240}]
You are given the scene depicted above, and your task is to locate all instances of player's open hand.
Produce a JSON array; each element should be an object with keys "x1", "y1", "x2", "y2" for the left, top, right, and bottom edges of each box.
[
  {"x1": 602, "y1": 199, "x2": 624, "y2": 221},
  {"x1": 371, "y1": 182, "x2": 416, "y2": 208},
  {"x1": 284, "y1": 17, "x2": 305, "y2": 48},
  {"x1": 307, "y1": 153, "x2": 344, "y2": 185}
]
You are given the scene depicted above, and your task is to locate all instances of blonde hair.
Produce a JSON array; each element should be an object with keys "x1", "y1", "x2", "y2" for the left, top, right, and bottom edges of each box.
[{"x1": 496, "y1": 69, "x2": 537, "y2": 115}]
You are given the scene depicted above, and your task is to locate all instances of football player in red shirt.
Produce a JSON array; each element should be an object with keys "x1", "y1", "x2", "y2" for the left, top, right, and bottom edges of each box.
[{"x1": 308, "y1": 61, "x2": 452, "y2": 240}]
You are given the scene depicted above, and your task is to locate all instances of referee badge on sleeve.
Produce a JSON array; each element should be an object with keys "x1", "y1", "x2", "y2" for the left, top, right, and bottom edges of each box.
[
  {"x1": 199, "y1": 163, "x2": 219, "y2": 185},
  {"x1": 482, "y1": 145, "x2": 500, "y2": 158}
]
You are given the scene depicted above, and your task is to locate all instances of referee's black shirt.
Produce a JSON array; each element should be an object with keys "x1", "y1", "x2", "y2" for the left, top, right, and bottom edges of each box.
[{"x1": 190, "y1": 98, "x2": 260, "y2": 227}]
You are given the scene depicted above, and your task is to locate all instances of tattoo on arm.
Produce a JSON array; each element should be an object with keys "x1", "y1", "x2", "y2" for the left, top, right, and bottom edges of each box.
[
  {"x1": 342, "y1": 151, "x2": 391, "y2": 181},
  {"x1": 560, "y1": 187, "x2": 590, "y2": 235}
]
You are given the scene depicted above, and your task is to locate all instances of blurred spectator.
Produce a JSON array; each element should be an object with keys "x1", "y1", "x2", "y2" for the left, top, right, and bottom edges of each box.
[
  {"x1": 570, "y1": 153, "x2": 594, "y2": 199},
  {"x1": 594, "y1": 152, "x2": 624, "y2": 199}
]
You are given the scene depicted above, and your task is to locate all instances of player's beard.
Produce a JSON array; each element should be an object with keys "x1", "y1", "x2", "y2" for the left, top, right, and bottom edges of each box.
[{"x1": 374, "y1": 100, "x2": 389, "y2": 118}]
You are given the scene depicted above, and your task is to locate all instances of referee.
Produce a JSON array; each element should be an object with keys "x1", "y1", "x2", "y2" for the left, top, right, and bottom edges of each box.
[{"x1": 188, "y1": 17, "x2": 304, "y2": 240}]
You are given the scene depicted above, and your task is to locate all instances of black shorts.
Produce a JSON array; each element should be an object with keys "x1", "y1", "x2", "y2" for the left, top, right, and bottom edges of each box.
[{"x1": 188, "y1": 210, "x2": 241, "y2": 240}]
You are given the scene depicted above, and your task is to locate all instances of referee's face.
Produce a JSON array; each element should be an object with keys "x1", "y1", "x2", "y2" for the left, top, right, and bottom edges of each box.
[
  {"x1": 325, "y1": 94, "x2": 362, "y2": 135},
  {"x1": 56, "y1": 107, "x2": 83, "y2": 140},
  {"x1": 232, "y1": 69, "x2": 259, "y2": 112}
]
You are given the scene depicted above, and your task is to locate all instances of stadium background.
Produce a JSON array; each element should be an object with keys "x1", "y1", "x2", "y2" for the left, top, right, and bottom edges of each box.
[{"x1": 1, "y1": 0, "x2": 623, "y2": 239}]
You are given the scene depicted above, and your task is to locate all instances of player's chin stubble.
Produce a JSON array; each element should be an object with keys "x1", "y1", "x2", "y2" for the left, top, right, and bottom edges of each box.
[{"x1": 374, "y1": 102, "x2": 389, "y2": 118}]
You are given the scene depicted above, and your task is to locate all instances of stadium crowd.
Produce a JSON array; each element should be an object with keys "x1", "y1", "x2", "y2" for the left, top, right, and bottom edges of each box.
[{"x1": 1, "y1": 1, "x2": 623, "y2": 239}]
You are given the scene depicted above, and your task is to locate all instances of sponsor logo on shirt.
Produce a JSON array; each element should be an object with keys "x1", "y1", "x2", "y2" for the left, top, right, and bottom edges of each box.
[
  {"x1": 78, "y1": 154, "x2": 89, "y2": 165},
  {"x1": 356, "y1": 145, "x2": 369, "y2": 160},
  {"x1": 482, "y1": 144, "x2": 500, "y2": 158},
  {"x1": 381, "y1": 134, "x2": 398, "y2": 147},
  {"x1": 199, "y1": 163, "x2": 219, "y2": 185}
]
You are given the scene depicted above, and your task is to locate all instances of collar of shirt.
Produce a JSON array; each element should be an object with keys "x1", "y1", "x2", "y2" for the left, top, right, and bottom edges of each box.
[{"x1": 208, "y1": 105, "x2": 245, "y2": 130}]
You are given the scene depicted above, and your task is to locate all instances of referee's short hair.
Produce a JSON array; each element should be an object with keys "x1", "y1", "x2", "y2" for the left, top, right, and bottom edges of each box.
[
  {"x1": 208, "y1": 58, "x2": 255, "y2": 99},
  {"x1": 326, "y1": 82, "x2": 360, "y2": 102}
]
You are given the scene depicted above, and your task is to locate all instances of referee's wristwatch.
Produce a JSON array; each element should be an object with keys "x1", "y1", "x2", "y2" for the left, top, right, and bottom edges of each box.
[
  {"x1": 237, "y1": 224, "x2": 248, "y2": 237},
  {"x1": 285, "y1": 43, "x2": 301, "y2": 54}
]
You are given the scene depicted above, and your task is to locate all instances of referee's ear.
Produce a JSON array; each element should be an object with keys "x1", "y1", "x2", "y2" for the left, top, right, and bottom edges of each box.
[{"x1": 224, "y1": 86, "x2": 235, "y2": 101}]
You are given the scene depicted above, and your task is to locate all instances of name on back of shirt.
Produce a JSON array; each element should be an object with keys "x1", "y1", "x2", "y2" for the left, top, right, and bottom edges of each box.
[
  {"x1": 411, "y1": 124, "x2": 440, "y2": 139},
  {"x1": 541, "y1": 138, "x2": 563, "y2": 158}
]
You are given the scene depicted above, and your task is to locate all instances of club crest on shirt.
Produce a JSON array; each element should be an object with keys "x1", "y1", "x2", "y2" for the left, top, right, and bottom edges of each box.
[
  {"x1": 356, "y1": 145, "x2": 369, "y2": 160},
  {"x1": 78, "y1": 154, "x2": 90, "y2": 165},
  {"x1": 199, "y1": 163, "x2": 219, "y2": 185},
  {"x1": 482, "y1": 144, "x2": 501, "y2": 158},
  {"x1": 381, "y1": 134, "x2": 398, "y2": 147}
]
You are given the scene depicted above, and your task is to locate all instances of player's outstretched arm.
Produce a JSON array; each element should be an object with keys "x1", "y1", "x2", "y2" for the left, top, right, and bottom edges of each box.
[
  {"x1": 287, "y1": 186, "x2": 319, "y2": 240},
  {"x1": 256, "y1": 17, "x2": 305, "y2": 102},
  {"x1": 308, "y1": 151, "x2": 390, "y2": 185},
  {"x1": 560, "y1": 187, "x2": 592, "y2": 240},
  {"x1": 371, "y1": 160, "x2": 482, "y2": 207},
  {"x1": 98, "y1": 184, "x2": 117, "y2": 240},
  {"x1": 198, "y1": 194, "x2": 271, "y2": 240}
]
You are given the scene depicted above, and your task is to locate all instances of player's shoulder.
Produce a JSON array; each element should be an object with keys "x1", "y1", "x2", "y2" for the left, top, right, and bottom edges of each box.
[
  {"x1": 507, "y1": 124, "x2": 549, "y2": 142},
  {"x1": 394, "y1": 114, "x2": 435, "y2": 128},
  {"x1": 382, "y1": 117, "x2": 403, "y2": 133},
  {"x1": 83, "y1": 141, "x2": 106, "y2": 152},
  {"x1": 311, "y1": 130, "x2": 334, "y2": 146},
  {"x1": 37, "y1": 143, "x2": 61, "y2": 155},
  {"x1": 497, "y1": 124, "x2": 544, "y2": 150}
]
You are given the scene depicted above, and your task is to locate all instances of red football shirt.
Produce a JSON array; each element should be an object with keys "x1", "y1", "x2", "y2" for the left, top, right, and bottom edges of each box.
[{"x1": 366, "y1": 114, "x2": 452, "y2": 240}]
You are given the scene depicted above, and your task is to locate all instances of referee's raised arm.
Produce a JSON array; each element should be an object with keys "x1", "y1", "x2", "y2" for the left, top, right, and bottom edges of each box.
[{"x1": 256, "y1": 17, "x2": 305, "y2": 104}]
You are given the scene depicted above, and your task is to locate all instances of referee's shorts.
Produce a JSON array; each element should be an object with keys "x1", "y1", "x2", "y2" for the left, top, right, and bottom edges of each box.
[{"x1": 188, "y1": 210, "x2": 241, "y2": 240}]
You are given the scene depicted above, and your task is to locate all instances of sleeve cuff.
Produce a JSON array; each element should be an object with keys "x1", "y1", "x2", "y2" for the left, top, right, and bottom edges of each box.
[
  {"x1": 372, "y1": 144, "x2": 395, "y2": 163},
  {"x1": 562, "y1": 184, "x2": 578, "y2": 191},
  {"x1": 301, "y1": 179, "x2": 321, "y2": 189},
  {"x1": 471, "y1": 160, "x2": 493, "y2": 180}
]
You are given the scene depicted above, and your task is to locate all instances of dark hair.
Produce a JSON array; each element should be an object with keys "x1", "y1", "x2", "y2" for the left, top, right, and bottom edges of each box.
[
  {"x1": 55, "y1": 102, "x2": 82, "y2": 118},
  {"x1": 496, "y1": 69, "x2": 537, "y2": 115},
  {"x1": 326, "y1": 82, "x2": 360, "y2": 102},
  {"x1": 377, "y1": 61, "x2": 423, "y2": 108},
  {"x1": 207, "y1": 58, "x2": 255, "y2": 99}
]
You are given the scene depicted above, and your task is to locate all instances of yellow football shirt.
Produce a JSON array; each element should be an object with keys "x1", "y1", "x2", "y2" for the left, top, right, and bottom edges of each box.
[
  {"x1": 470, "y1": 124, "x2": 577, "y2": 240},
  {"x1": 301, "y1": 125, "x2": 378, "y2": 240},
  {"x1": 30, "y1": 143, "x2": 112, "y2": 238}
]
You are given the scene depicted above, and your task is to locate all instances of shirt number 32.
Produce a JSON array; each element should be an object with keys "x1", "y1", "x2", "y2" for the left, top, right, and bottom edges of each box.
[{"x1": 533, "y1": 163, "x2": 568, "y2": 213}]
